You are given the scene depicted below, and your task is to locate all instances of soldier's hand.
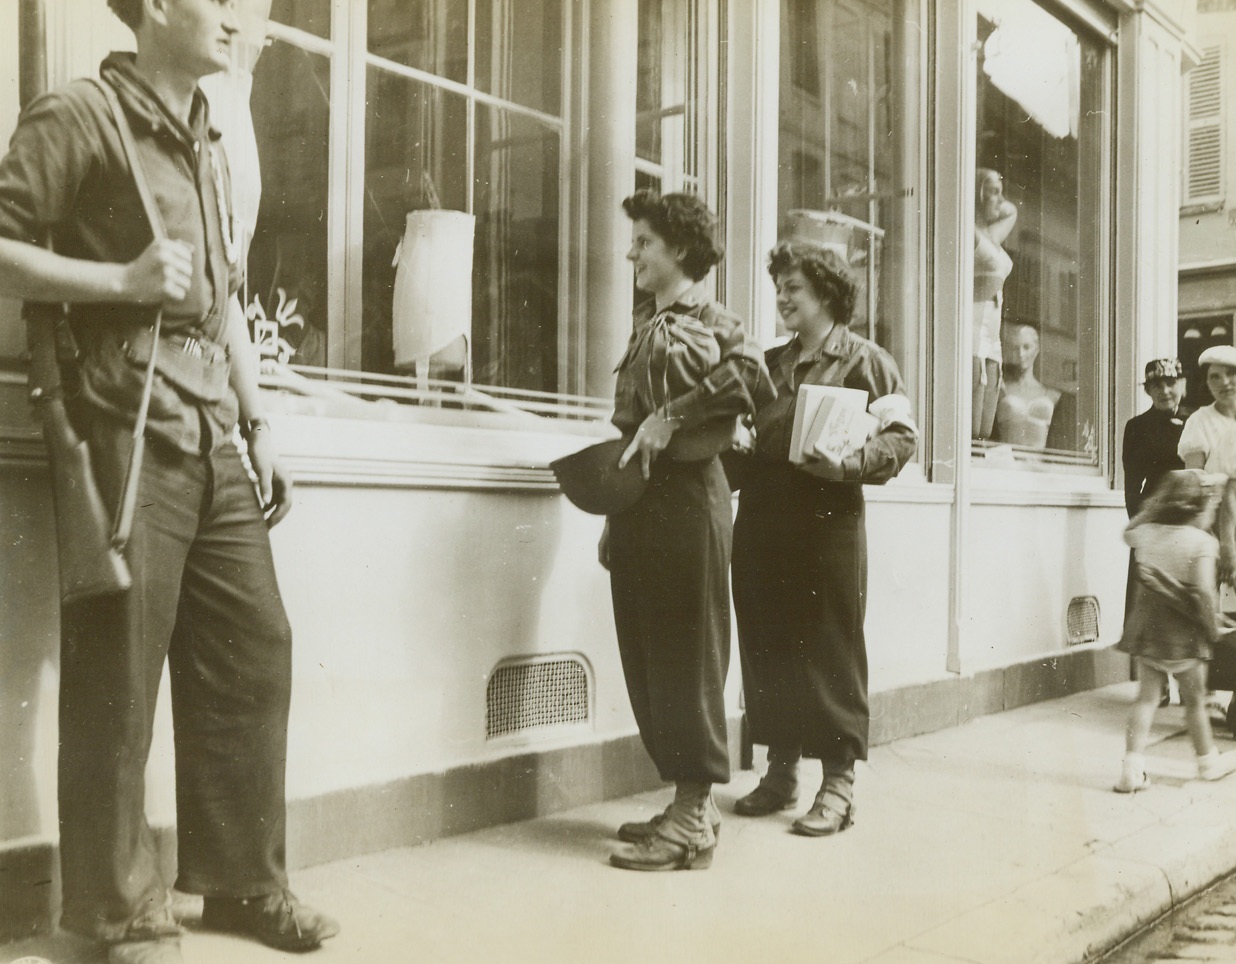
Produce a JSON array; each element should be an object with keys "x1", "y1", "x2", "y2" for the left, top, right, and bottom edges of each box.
[
  {"x1": 123, "y1": 238, "x2": 193, "y2": 305},
  {"x1": 246, "y1": 426, "x2": 294, "y2": 528}
]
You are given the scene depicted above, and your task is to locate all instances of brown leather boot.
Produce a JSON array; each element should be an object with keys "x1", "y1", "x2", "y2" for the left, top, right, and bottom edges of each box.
[
  {"x1": 792, "y1": 763, "x2": 855, "y2": 837},
  {"x1": 610, "y1": 782, "x2": 716, "y2": 871},
  {"x1": 735, "y1": 750, "x2": 799, "y2": 816},
  {"x1": 617, "y1": 793, "x2": 722, "y2": 843}
]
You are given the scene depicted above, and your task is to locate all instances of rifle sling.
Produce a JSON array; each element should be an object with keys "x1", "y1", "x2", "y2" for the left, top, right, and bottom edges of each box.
[{"x1": 91, "y1": 78, "x2": 170, "y2": 551}]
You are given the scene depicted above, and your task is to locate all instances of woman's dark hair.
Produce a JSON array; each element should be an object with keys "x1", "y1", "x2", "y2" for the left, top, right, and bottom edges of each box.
[
  {"x1": 621, "y1": 189, "x2": 723, "y2": 282},
  {"x1": 1145, "y1": 470, "x2": 1210, "y2": 526},
  {"x1": 1007, "y1": 319, "x2": 1041, "y2": 336},
  {"x1": 108, "y1": 0, "x2": 143, "y2": 30},
  {"x1": 767, "y1": 241, "x2": 858, "y2": 324}
]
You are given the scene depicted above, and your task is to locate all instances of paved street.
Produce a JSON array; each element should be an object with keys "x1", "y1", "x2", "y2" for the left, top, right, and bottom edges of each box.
[
  {"x1": 7, "y1": 683, "x2": 1236, "y2": 964},
  {"x1": 1101, "y1": 872, "x2": 1236, "y2": 962}
]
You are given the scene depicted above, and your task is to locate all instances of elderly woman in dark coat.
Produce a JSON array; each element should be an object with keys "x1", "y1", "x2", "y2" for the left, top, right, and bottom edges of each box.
[
  {"x1": 605, "y1": 189, "x2": 772, "y2": 871},
  {"x1": 730, "y1": 242, "x2": 917, "y2": 836}
]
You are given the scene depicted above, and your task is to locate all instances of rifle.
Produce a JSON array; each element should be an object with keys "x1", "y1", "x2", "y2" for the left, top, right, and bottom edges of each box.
[
  {"x1": 26, "y1": 303, "x2": 131, "y2": 603},
  {"x1": 25, "y1": 77, "x2": 168, "y2": 604}
]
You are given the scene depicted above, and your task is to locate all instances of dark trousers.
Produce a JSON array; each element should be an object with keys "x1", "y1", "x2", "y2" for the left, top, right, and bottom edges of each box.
[
  {"x1": 733, "y1": 469, "x2": 869, "y2": 765},
  {"x1": 608, "y1": 457, "x2": 732, "y2": 785},
  {"x1": 57, "y1": 415, "x2": 292, "y2": 942}
]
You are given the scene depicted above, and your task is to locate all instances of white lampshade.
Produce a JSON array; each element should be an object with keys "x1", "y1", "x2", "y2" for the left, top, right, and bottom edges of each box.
[{"x1": 392, "y1": 210, "x2": 475, "y2": 371}]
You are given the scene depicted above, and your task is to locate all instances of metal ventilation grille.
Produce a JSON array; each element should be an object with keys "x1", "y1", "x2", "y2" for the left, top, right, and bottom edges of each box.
[
  {"x1": 1066, "y1": 596, "x2": 1100, "y2": 646},
  {"x1": 486, "y1": 656, "x2": 591, "y2": 739}
]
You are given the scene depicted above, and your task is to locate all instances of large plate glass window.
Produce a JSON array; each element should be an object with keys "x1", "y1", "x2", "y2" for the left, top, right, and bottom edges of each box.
[
  {"x1": 250, "y1": 0, "x2": 567, "y2": 398},
  {"x1": 364, "y1": 0, "x2": 564, "y2": 394},
  {"x1": 635, "y1": 0, "x2": 726, "y2": 303},
  {"x1": 246, "y1": 0, "x2": 332, "y2": 369},
  {"x1": 776, "y1": 0, "x2": 925, "y2": 416},
  {"x1": 636, "y1": 0, "x2": 724, "y2": 202},
  {"x1": 0, "y1": 3, "x2": 23, "y2": 362},
  {"x1": 971, "y1": 0, "x2": 1108, "y2": 465}
]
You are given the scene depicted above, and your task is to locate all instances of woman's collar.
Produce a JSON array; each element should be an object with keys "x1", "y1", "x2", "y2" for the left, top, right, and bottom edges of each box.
[
  {"x1": 791, "y1": 321, "x2": 845, "y2": 362},
  {"x1": 654, "y1": 281, "x2": 706, "y2": 314}
]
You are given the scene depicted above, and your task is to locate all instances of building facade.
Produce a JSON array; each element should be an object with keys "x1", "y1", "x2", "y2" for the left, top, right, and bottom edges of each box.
[
  {"x1": 1179, "y1": 0, "x2": 1236, "y2": 401},
  {"x1": 0, "y1": 0, "x2": 1199, "y2": 938}
]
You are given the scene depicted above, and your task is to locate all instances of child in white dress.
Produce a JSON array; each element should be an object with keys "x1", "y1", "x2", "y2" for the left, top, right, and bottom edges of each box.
[{"x1": 1117, "y1": 470, "x2": 1235, "y2": 791}]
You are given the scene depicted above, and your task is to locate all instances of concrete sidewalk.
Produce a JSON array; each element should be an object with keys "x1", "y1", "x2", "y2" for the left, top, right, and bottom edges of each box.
[{"x1": 7, "y1": 682, "x2": 1236, "y2": 964}]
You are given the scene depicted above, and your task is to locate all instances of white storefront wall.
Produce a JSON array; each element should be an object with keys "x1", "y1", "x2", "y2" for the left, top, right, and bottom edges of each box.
[{"x1": 0, "y1": 0, "x2": 1195, "y2": 870}]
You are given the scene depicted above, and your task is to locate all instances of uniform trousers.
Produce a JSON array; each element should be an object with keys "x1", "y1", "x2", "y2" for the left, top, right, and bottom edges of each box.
[
  {"x1": 57, "y1": 412, "x2": 293, "y2": 942},
  {"x1": 608, "y1": 456, "x2": 732, "y2": 785}
]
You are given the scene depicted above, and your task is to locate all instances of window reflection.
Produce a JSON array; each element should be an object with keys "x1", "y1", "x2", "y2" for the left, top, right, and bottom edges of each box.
[
  {"x1": 778, "y1": 0, "x2": 922, "y2": 411},
  {"x1": 473, "y1": 106, "x2": 561, "y2": 390},
  {"x1": 363, "y1": 3, "x2": 565, "y2": 391},
  {"x1": 475, "y1": 0, "x2": 562, "y2": 114},
  {"x1": 269, "y1": 0, "x2": 330, "y2": 39},
  {"x1": 0, "y1": 3, "x2": 18, "y2": 362},
  {"x1": 247, "y1": 40, "x2": 331, "y2": 368},
  {"x1": 368, "y1": 0, "x2": 468, "y2": 84},
  {"x1": 636, "y1": 0, "x2": 722, "y2": 201},
  {"x1": 975, "y1": 0, "x2": 1106, "y2": 462}
]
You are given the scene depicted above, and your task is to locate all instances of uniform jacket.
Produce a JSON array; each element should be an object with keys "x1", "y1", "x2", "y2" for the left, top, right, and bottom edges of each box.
[{"x1": 0, "y1": 53, "x2": 242, "y2": 453}]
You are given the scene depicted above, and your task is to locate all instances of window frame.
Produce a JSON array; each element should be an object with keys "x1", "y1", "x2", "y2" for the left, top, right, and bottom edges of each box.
[
  {"x1": 965, "y1": 0, "x2": 1117, "y2": 477},
  {"x1": 757, "y1": 0, "x2": 932, "y2": 474},
  {"x1": 263, "y1": 0, "x2": 581, "y2": 399}
]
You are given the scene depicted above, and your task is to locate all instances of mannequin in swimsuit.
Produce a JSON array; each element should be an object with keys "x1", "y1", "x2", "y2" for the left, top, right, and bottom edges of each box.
[
  {"x1": 973, "y1": 169, "x2": 1018, "y2": 440},
  {"x1": 995, "y1": 322, "x2": 1061, "y2": 448}
]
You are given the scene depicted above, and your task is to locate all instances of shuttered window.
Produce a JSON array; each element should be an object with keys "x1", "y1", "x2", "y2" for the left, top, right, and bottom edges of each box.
[{"x1": 1185, "y1": 45, "x2": 1224, "y2": 204}]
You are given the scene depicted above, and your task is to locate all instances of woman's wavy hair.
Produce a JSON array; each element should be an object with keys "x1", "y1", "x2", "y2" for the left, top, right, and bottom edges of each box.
[
  {"x1": 767, "y1": 241, "x2": 858, "y2": 325},
  {"x1": 976, "y1": 168, "x2": 1001, "y2": 209},
  {"x1": 108, "y1": 0, "x2": 143, "y2": 30},
  {"x1": 621, "y1": 189, "x2": 723, "y2": 282},
  {"x1": 1144, "y1": 470, "x2": 1210, "y2": 526}
]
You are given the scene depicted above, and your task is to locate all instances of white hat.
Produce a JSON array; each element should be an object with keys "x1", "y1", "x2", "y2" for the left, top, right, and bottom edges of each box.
[{"x1": 1199, "y1": 345, "x2": 1236, "y2": 370}]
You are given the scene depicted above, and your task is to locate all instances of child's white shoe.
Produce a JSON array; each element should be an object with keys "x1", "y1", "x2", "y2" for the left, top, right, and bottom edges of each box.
[
  {"x1": 1114, "y1": 755, "x2": 1149, "y2": 793},
  {"x1": 1197, "y1": 750, "x2": 1236, "y2": 781}
]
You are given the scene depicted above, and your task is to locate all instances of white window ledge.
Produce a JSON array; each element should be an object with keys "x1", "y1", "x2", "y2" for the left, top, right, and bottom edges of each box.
[{"x1": 261, "y1": 365, "x2": 617, "y2": 491}]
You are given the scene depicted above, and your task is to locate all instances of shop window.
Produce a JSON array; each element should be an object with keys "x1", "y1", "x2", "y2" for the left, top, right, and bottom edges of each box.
[
  {"x1": 364, "y1": 0, "x2": 564, "y2": 392},
  {"x1": 776, "y1": 0, "x2": 924, "y2": 415},
  {"x1": 971, "y1": 0, "x2": 1109, "y2": 466},
  {"x1": 636, "y1": 0, "x2": 724, "y2": 202},
  {"x1": 282, "y1": 0, "x2": 330, "y2": 40},
  {"x1": 634, "y1": 0, "x2": 726, "y2": 309},
  {"x1": 0, "y1": 4, "x2": 23, "y2": 363},
  {"x1": 247, "y1": 21, "x2": 331, "y2": 368},
  {"x1": 250, "y1": 0, "x2": 567, "y2": 399}
]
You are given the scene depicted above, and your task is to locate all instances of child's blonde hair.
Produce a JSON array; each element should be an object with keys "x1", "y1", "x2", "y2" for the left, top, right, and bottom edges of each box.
[{"x1": 1145, "y1": 470, "x2": 1210, "y2": 525}]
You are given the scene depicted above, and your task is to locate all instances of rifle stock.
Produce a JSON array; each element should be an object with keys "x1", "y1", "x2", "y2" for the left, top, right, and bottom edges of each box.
[
  {"x1": 38, "y1": 391, "x2": 132, "y2": 603},
  {"x1": 27, "y1": 306, "x2": 131, "y2": 604}
]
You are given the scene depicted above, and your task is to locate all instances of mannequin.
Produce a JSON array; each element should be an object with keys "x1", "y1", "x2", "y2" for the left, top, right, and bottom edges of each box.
[
  {"x1": 972, "y1": 168, "x2": 1018, "y2": 439},
  {"x1": 995, "y1": 322, "x2": 1060, "y2": 448}
]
